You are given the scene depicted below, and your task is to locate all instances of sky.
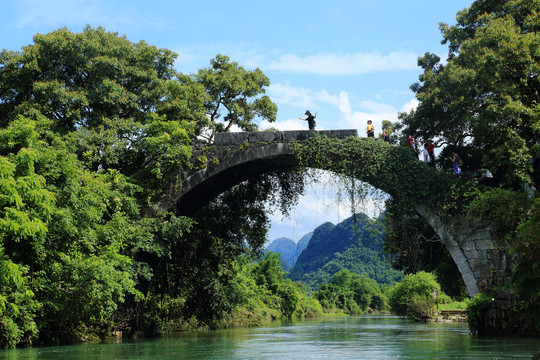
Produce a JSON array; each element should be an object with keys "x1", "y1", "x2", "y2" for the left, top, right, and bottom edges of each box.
[{"x1": 1, "y1": 0, "x2": 475, "y2": 243}]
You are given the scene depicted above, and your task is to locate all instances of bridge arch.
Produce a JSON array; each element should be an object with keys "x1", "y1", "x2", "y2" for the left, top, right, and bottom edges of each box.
[{"x1": 169, "y1": 130, "x2": 509, "y2": 298}]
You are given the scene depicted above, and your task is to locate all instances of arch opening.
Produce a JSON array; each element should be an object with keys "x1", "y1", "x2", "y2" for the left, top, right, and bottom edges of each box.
[{"x1": 173, "y1": 133, "x2": 492, "y2": 298}]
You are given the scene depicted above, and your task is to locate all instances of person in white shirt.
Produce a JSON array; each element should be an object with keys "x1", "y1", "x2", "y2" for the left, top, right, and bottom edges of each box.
[
  {"x1": 474, "y1": 168, "x2": 493, "y2": 185},
  {"x1": 423, "y1": 144, "x2": 431, "y2": 165}
]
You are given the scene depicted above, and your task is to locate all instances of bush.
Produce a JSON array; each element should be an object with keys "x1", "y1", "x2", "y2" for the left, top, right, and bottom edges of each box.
[
  {"x1": 390, "y1": 271, "x2": 440, "y2": 318},
  {"x1": 466, "y1": 292, "x2": 493, "y2": 334},
  {"x1": 370, "y1": 293, "x2": 389, "y2": 311},
  {"x1": 408, "y1": 294, "x2": 435, "y2": 321}
]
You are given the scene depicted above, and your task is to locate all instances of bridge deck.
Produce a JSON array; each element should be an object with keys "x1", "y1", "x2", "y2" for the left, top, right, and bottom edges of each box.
[{"x1": 214, "y1": 129, "x2": 358, "y2": 145}]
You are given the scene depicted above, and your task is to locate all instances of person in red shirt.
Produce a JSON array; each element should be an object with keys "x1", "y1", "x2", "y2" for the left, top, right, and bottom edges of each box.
[
  {"x1": 427, "y1": 139, "x2": 435, "y2": 167},
  {"x1": 406, "y1": 133, "x2": 417, "y2": 155}
]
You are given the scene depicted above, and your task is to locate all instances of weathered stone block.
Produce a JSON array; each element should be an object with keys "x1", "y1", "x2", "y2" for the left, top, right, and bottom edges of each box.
[
  {"x1": 249, "y1": 131, "x2": 279, "y2": 142},
  {"x1": 464, "y1": 249, "x2": 478, "y2": 259},
  {"x1": 449, "y1": 250, "x2": 468, "y2": 266},
  {"x1": 461, "y1": 241, "x2": 476, "y2": 251},
  {"x1": 476, "y1": 239, "x2": 494, "y2": 251},
  {"x1": 473, "y1": 264, "x2": 492, "y2": 279},
  {"x1": 214, "y1": 132, "x2": 249, "y2": 145}
]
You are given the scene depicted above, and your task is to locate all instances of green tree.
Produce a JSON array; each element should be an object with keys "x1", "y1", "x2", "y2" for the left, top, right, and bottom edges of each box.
[
  {"x1": 0, "y1": 257, "x2": 39, "y2": 348},
  {"x1": 0, "y1": 133, "x2": 54, "y2": 347},
  {"x1": 400, "y1": 0, "x2": 539, "y2": 188},
  {"x1": 510, "y1": 197, "x2": 540, "y2": 322},
  {"x1": 0, "y1": 26, "x2": 178, "y2": 131},
  {"x1": 0, "y1": 26, "x2": 206, "y2": 184},
  {"x1": 196, "y1": 54, "x2": 278, "y2": 141},
  {"x1": 0, "y1": 27, "x2": 300, "y2": 346},
  {"x1": 314, "y1": 269, "x2": 389, "y2": 314},
  {"x1": 390, "y1": 271, "x2": 440, "y2": 320}
]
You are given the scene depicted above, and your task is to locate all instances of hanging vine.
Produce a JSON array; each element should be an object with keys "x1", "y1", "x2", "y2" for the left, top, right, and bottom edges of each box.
[{"x1": 291, "y1": 133, "x2": 480, "y2": 219}]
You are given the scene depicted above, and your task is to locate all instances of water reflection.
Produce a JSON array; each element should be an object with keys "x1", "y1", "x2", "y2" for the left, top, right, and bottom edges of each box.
[{"x1": 1, "y1": 316, "x2": 538, "y2": 359}]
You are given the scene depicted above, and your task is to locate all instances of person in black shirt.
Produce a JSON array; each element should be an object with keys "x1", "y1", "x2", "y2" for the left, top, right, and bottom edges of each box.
[
  {"x1": 299, "y1": 110, "x2": 317, "y2": 130},
  {"x1": 382, "y1": 130, "x2": 390, "y2": 143}
]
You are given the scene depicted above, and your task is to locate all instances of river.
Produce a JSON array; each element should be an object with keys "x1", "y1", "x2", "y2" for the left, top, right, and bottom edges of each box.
[{"x1": 1, "y1": 316, "x2": 539, "y2": 359}]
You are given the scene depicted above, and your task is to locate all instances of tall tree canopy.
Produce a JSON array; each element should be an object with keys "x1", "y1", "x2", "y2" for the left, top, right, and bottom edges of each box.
[
  {"x1": 196, "y1": 54, "x2": 278, "y2": 142},
  {"x1": 400, "y1": 0, "x2": 539, "y2": 188}
]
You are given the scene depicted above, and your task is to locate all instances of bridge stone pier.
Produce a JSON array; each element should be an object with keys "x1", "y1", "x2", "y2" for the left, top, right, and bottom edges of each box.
[
  {"x1": 173, "y1": 130, "x2": 357, "y2": 216},
  {"x1": 416, "y1": 206, "x2": 508, "y2": 297}
]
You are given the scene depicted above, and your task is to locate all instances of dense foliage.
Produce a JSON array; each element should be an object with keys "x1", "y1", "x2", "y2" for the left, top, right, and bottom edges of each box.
[
  {"x1": 389, "y1": 271, "x2": 441, "y2": 321},
  {"x1": 196, "y1": 54, "x2": 278, "y2": 142},
  {"x1": 313, "y1": 269, "x2": 390, "y2": 315},
  {"x1": 400, "y1": 0, "x2": 539, "y2": 189},
  {"x1": 0, "y1": 27, "x2": 287, "y2": 348},
  {"x1": 395, "y1": 0, "x2": 539, "y2": 332},
  {"x1": 145, "y1": 251, "x2": 323, "y2": 332}
]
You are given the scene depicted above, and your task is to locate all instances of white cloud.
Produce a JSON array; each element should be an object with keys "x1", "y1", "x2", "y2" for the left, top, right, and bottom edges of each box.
[
  {"x1": 267, "y1": 83, "x2": 341, "y2": 109},
  {"x1": 176, "y1": 48, "x2": 420, "y2": 77},
  {"x1": 267, "y1": 83, "x2": 415, "y2": 136},
  {"x1": 266, "y1": 51, "x2": 419, "y2": 75},
  {"x1": 400, "y1": 98, "x2": 420, "y2": 113},
  {"x1": 337, "y1": 92, "x2": 400, "y2": 136}
]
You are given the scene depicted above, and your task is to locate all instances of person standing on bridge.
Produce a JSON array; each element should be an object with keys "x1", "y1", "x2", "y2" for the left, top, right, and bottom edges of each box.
[
  {"x1": 406, "y1": 132, "x2": 418, "y2": 155},
  {"x1": 366, "y1": 120, "x2": 375, "y2": 138},
  {"x1": 382, "y1": 130, "x2": 390, "y2": 143},
  {"x1": 450, "y1": 151, "x2": 462, "y2": 175},
  {"x1": 299, "y1": 110, "x2": 317, "y2": 130}
]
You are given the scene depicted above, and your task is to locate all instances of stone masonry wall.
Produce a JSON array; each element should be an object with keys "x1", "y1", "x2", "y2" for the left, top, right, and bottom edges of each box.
[
  {"x1": 213, "y1": 129, "x2": 358, "y2": 145},
  {"x1": 416, "y1": 205, "x2": 510, "y2": 298}
]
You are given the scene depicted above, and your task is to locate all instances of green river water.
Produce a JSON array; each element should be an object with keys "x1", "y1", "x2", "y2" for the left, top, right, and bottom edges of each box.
[{"x1": 1, "y1": 316, "x2": 539, "y2": 359}]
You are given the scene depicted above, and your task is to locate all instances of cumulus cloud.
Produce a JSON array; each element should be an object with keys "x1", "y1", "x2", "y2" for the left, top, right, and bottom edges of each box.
[
  {"x1": 266, "y1": 51, "x2": 419, "y2": 75},
  {"x1": 266, "y1": 82, "x2": 416, "y2": 135},
  {"x1": 267, "y1": 83, "x2": 340, "y2": 109},
  {"x1": 336, "y1": 92, "x2": 401, "y2": 136},
  {"x1": 176, "y1": 48, "x2": 420, "y2": 77},
  {"x1": 400, "y1": 98, "x2": 420, "y2": 113}
]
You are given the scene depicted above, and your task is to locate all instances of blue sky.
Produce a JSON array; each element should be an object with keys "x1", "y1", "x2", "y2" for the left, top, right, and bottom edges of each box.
[{"x1": 1, "y1": 0, "x2": 474, "y2": 242}]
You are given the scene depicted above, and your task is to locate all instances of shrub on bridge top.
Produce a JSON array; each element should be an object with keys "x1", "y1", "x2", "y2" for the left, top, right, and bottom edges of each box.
[{"x1": 389, "y1": 271, "x2": 440, "y2": 319}]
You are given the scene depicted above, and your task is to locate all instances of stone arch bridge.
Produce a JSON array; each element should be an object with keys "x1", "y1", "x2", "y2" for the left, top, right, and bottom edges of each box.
[{"x1": 166, "y1": 130, "x2": 509, "y2": 299}]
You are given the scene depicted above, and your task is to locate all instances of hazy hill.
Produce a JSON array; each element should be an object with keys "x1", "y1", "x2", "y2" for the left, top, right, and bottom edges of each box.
[
  {"x1": 265, "y1": 231, "x2": 313, "y2": 268},
  {"x1": 265, "y1": 237, "x2": 296, "y2": 266}
]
